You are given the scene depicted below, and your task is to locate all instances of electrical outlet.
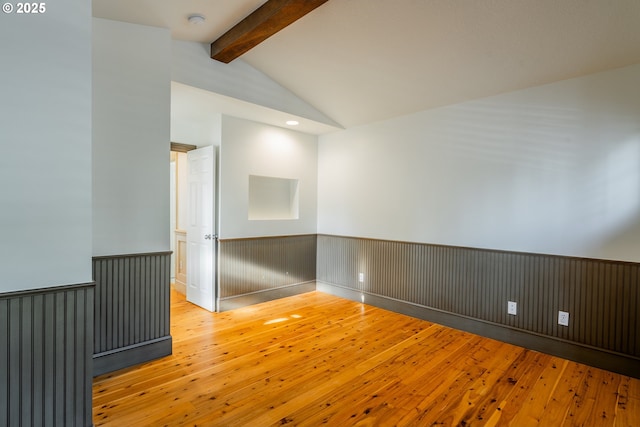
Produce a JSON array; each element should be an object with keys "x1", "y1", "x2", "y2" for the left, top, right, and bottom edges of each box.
[
  {"x1": 358, "y1": 273, "x2": 364, "y2": 283},
  {"x1": 507, "y1": 301, "x2": 517, "y2": 315},
  {"x1": 558, "y1": 310, "x2": 569, "y2": 326}
]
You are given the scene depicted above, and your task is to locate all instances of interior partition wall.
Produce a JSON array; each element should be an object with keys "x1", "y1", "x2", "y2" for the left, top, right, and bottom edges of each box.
[
  {"x1": 218, "y1": 235, "x2": 317, "y2": 311},
  {"x1": 92, "y1": 253, "x2": 172, "y2": 376}
]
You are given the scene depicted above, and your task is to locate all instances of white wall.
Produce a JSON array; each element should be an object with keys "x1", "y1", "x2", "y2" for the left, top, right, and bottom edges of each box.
[
  {"x1": 172, "y1": 111, "x2": 221, "y2": 149},
  {"x1": 219, "y1": 116, "x2": 318, "y2": 239},
  {"x1": 0, "y1": 1, "x2": 92, "y2": 291},
  {"x1": 92, "y1": 18, "x2": 171, "y2": 256},
  {"x1": 171, "y1": 82, "x2": 222, "y2": 148},
  {"x1": 318, "y1": 64, "x2": 640, "y2": 262}
]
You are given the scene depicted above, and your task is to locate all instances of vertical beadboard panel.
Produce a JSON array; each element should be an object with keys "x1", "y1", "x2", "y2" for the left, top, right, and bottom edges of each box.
[
  {"x1": 92, "y1": 252, "x2": 172, "y2": 375},
  {"x1": 219, "y1": 235, "x2": 317, "y2": 299},
  {"x1": 317, "y1": 234, "x2": 640, "y2": 359},
  {"x1": 0, "y1": 284, "x2": 94, "y2": 427},
  {"x1": 0, "y1": 299, "x2": 6, "y2": 425}
]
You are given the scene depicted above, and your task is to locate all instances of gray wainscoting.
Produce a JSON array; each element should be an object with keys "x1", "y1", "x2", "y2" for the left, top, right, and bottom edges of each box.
[
  {"x1": 317, "y1": 234, "x2": 640, "y2": 378},
  {"x1": 218, "y1": 234, "x2": 317, "y2": 311},
  {"x1": 92, "y1": 252, "x2": 172, "y2": 376},
  {"x1": 0, "y1": 283, "x2": 94, "y2": 427}
]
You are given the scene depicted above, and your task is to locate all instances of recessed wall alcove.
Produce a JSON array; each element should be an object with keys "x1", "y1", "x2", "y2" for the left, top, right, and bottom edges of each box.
[{"x1": 248, "y1": 175, "x2": 300, "y2": 220}]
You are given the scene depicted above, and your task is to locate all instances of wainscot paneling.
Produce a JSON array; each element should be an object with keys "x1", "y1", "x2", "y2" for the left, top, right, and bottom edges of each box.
[
  {"x1": 92, "y1": 252, "x2": 172, "y2": 376},
  {"x1": 317, "y1": 234, "x2": 640, "y2": 378},
  {"x1": 218, "y1": 235, "x2": 317, "y2": 311},
  {"x1": 0, "y1": 283, "x2": 94, "y2": 427}
]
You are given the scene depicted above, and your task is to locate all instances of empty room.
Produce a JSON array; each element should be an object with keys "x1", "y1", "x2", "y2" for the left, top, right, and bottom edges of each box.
[{"x1": 1, "y1": 0, "x2": 639, "y2": 426}]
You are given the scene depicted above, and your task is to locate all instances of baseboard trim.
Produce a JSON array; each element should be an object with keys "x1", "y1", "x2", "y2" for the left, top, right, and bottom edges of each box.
[
  {"x1": 93, "y1": 335, "x2": 172, "y2": 376},
  {"x1": 218, "y1": 281, "x2": 316, "y2": 311},
  {"x1": 317, "y1": 282, "x2": 640, "y2": 379}
]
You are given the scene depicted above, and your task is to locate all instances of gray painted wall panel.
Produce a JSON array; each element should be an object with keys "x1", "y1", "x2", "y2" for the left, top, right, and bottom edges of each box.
[
  {"x1": 0, "y1": 300, "x2": 8, "y2": 425},
  {"x1": 0, "y1": 284, "x2": 94, "y2": 427},
  {"x1": 218, "y1": 235, "x2": 317, "y2": 307},
  {"x1": 317, "y1": 235, "x2": 640, "y2": 360},
  {"x1": 92, "y1": 252, "x2": 172, "y2": 375}
]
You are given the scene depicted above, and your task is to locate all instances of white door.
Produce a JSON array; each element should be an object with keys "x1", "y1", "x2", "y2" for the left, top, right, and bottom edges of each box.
[{"x1": 186, "y1": 146, "x2": 216, "y2": 312}]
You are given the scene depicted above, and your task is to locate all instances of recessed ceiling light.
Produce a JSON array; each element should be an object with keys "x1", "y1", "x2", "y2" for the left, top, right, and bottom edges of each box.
[
  {"x1": 188, "y1": 14, "x2": 206, "y2": 25},
  {"x1": 286, "y1": 120, "x2": 299, "y2": 126}
]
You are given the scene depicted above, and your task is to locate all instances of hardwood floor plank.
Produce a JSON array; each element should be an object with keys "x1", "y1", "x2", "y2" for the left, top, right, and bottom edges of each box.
[
  {"x1": 613, "y1": 376, "x2": 640, "y2": 427},
  {"x1": 93, "y1": 289, "x2": 640, "y2": 426},
  {"x1": 507, "y1": 358, "x2": 570, "y2": 426},
  {"x1": 287, "y1": 327, "x2": 477, "y2": 426},
  {"x1": 202, "y1": 322, "x2": 441, "y2": 426},
  {"x1": 419, "y1": 343, "x2": 525, "y2": 426},
  {"x1": 465, "y1": 349, "x2": 549, "y2": 425},
  {"x1": 569, "y1": 368, "x2": 622, "y2": 427},
  {"x1": 535, "y1": 360, "x2": 590, "y2": 426}
]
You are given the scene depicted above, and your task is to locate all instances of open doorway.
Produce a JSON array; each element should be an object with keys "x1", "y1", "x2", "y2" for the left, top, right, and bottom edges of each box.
[
  {"x1": 170, "y1": 143, "x2": 196, "y2": 297},
  {"x1": 170, "y1": 142, "x2": 218, "y2": 312}
]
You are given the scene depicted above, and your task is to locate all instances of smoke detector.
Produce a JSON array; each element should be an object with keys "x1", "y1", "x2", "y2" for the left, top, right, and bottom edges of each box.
[{"x1": 188, "y1": 14, "x2": 205, "y2": 25}]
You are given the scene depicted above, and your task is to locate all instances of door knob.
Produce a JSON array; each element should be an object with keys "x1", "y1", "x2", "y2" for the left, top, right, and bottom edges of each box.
[{"x1": 204, "y1": 234, "x2": 212, "y2": 240}]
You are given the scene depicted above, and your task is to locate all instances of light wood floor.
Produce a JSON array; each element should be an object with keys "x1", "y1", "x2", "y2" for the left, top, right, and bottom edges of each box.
[{"x1": 93, "y1": 289, "x2": 640, "y2": 426}]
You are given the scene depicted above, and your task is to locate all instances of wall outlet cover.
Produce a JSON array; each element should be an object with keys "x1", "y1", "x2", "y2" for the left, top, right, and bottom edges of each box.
[
  {"x1": 507, "y1": 301, "x2": 517, "y2": 315},
  {"x1": 558, "y1": 310, "x2": 569, "y2": 326}
]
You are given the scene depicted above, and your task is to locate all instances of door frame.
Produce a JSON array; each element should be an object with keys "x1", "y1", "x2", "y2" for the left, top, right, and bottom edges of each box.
[{"x1": 171, "y1": 142, "x2": 218, "y2": 311}]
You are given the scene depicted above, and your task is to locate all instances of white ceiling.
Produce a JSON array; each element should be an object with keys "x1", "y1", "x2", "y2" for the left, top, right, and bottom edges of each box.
[{"x1": 93, "y1": 0, "x2": 640, "y2": 131}]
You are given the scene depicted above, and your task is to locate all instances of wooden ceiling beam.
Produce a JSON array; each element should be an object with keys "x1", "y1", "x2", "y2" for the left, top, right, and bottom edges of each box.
[{"x1": 210, "y1": 0, "x2": 329, "y2": 63}]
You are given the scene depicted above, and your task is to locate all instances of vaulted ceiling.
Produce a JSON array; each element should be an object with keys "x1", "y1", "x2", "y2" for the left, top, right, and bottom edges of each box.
[{"x1": 93, "y1": 0, "x2": 640, "y2": 131}]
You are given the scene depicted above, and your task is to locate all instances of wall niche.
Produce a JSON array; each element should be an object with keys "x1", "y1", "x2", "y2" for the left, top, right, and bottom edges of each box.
[{"x1": 248, "y1": 175, "x2": 299, "y2": 220}]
